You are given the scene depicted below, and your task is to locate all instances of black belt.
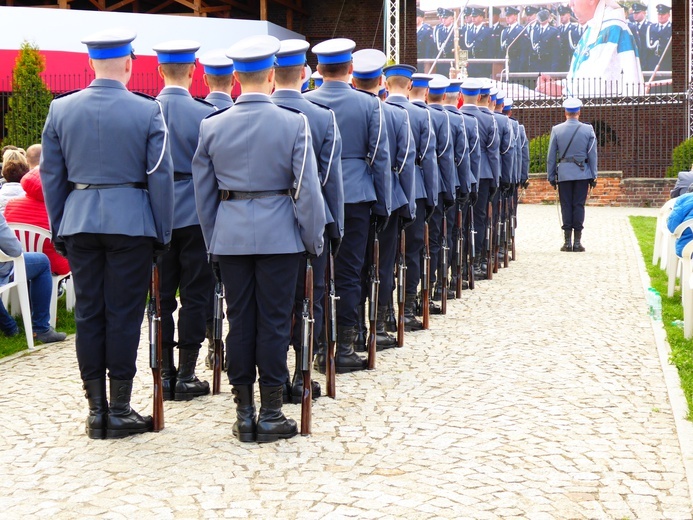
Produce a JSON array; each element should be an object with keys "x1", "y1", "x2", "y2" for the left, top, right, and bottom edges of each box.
[
  {"x1": 219, "y1": 189, "x2": 291, "y2": 201},
  {"x1": 73, "y1": 182, "x2": 145, "y2": 190},
  {"x1": 174, "y1": 172, "x2": 193, "y2": 181}
]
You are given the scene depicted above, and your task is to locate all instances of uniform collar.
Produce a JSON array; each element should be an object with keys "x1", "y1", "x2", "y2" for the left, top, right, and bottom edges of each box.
[
  {"x1": 207, "y1": 91, "x2": 232, "y2": 99},
  {"x1": 235, "y1": 93, "x2": 272, "y2": 104},
  {"x1": 89, "y1": 78, "x2": 127, "y2": 90},
  {"x1": 272, "y1": 89, "x2": 304, "y2": 99},
  {"x1": 160, "y1": 85, "x2": 192, "y2": 97},
  {"x1": 320, "y1": 80, "x2": 351, "y2": 90},
  {"x1": 386, "y1": 94, "x2": 408, "y2": 103}
]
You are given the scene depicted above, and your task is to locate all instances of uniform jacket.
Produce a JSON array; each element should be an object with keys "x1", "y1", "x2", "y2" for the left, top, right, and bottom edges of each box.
[
  {"x1": 4, "y1": 169, "x2": 70, "y2": 275},
  {"x1": 648, "y1": 21, "x2": 671, "y2": 71},
  {"x1": 460, "y1": 110, "x2": 481, "y2": 187},
  {"x1": 508, "y1": 118, "x2": 522, "y2": 184},
  {"x1": 0, "y1": 211, "x2": 22, "y2": 285},
  {"x1": 500, "y1": 23, "x2": 530, "y2": 72},
  {"x1": 271, "y1": 89, "x2": 344, "y2": 238},
  {"x1": 667, "y1": 192, "x2": 693, "y2": 257},
  {"x1": 519, "y1": 124, "x2": 530, "y2": 184},
  {"x1": 417, "y1": 23, "x2": 437, "y2": 63},
  {"x1": 420, "y1": 102, "x2": 456, "y2": 202},
  {"x1": 489, "y1": 22, "x2": 504, "y2": 59},
  {"x1": 558, "y1": 22, "x2": 583, "y2": 72},
  {"x1": 465, "y1": 24, "x2": 492, "y2": 77},
  {"x1": 305, "y1": 81, "x2": 391, "y2": 216},
  {"x1": 547, "y1": 118, "x2": 598, "y2": 183},
  {"x1": 461, "y1": 105, "x2": 500, "y2": 185},
  {"x1": 386, "y1": 94, "x2": 439, "y2": 207},
  {"x1": 193, "y1": 93, "x2": 326, "y2": 256},
  {"x1": 382, "y1": 101, "x2": 417, "y2": 220},
  {"x1": 492, "y1": 111, "x2": 515, "y2": 184},
  {"x1": 41, "y1": 78, "x2": 174, "y2": 245},
  {"x1": 204, "y1": 91, "x2": 234, "y2": 110},
  {"x1": 434, "y1": 23, "x2": 455, "y2": 58},
  {"x1": 443, "y1": 105, "x2": 473, "y2": 193},
  {"x1": 157, "y1": 86, "x2": 216, "y2": 229},
  {"x1": 532, "y1": 24, "x2": 561, "y2": 72}
]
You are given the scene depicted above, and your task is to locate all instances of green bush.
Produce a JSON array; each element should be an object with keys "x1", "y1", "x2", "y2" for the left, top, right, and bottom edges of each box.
[
  {"x1": 528, "y1": 132, "x2": 550, "y2": 173},
  {"x1": 3, "y1": 41, "x2": 53, "y2": 150},
  {"x1": 667, "y1": 137, "x2": 693, "y2": 178}
]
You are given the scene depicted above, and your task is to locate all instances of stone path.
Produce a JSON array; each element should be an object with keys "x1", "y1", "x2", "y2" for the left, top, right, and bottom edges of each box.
[{"x1": 1, "y1": 204, "x2": 692, "y2": 519}]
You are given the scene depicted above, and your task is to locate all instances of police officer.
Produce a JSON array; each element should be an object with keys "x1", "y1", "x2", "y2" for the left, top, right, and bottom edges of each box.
[
  {"x1": 466, "y1": 8, "x2": 492, "y2": 77},
  {"x1": 489, "y1": 8, "x2": 504, "y2": 59},
  {"x1": 500, "y1": 6, "x2": 530, "y2": 73},
  {"x1": 199, "y1": 49, "x2": 235, "y2": 109},
  {"x1": 525, "y1": 6, "x2": 541, "y2": 71},
  {"x1": 492, "y1": 89, "x2": 516, "y2": 262},
  {"x1": 532, "y1": 9, "x2": 560, "y2": 73},
  {"x1": 193, "y1": 35, "x2": 325, "y2": 443},
  {"x1": 547, "y1": 98, "x2": 598, "y2": 252},
  {"x1": 650, "y1": 4, "x2": 672, "y2": 72},
  {"x1": 557, "y1": 6, "x2": 582, "y2": 72},
  {"x1": 41, "y1": 29, "x2": 174, "y2": 439},
  {"x1": 434, "y1": 8, "x2": 456, "y2": 77},
  {"x1": 153, "y1": 40, "x2": 215, "y2": 402},
  {"x1": 270, "y1": 39, "x2": 344, "y2": 400},
  {"x1": 352, "y1": 49, "x2": 415, "y2": 347},
  {"x1": 384, "y1": 69, "x2": 438, "y2": 331},
  {"x1": 417, "y1": 8, "x2": 436, "y2": 73},
  {"x1": 628, "y1": 3, "x2": 654, "y2": 71},
  {"x1": 305, "y1": 38, "x2": 391, "y2": 373}
]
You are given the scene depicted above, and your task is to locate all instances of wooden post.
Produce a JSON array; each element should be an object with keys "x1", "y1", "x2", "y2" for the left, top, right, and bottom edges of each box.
[{"x1": 260, "y1": 0, "x2": 267, "y2": 20}]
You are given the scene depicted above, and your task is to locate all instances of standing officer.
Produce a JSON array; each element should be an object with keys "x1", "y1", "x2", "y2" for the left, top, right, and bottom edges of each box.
[
  {"x1": 533, "y1": 9, "x2": 560, "y2": 73},
  {"x1": 384, "y1": 68, "x2": 438, "y2": 331},
  {"x1": 417, "y1": 8, "x2": 436, "y2": 73},
  {"x1": 434, "y1": 8, "x2": 456, "y2": 77},
  {"x1": 557, "y1": 6, "x2": 582, "y2": 72},
  {"x1": 547, "y1": 98, "x2": 598, "y2": 252},
  {"x1": 629, "y1": 3, "x2": 654, "y2": 71},
  {"x1": 153, "y1": 40, "x2": 215, "y2": 402},
  {"x1": 41, "y1": 29, "x2": 174, "y2": 439},
  {"x1": 489, "y1": 8, "x2": 504, "y2": 59},
  {"x1": 270, "y1": 39, "x2": 344, "y2": 400},
  {"x1": 466, "y1": 8, "x2": 492, "y2": 77},
  {"x1": 500, "y1": 6, "x2": 530, "y2": 73},
  {"x1": 193, "y1": 35, "x2": 325, "y2": 443},
  {"x1": 199, "y1": 50, "x2": 235, "y2": 109},
  {"x1": 649, "y1": 4, "x2": 672, "y2": 72},
  {"x1": 305, "y1": 38, "x2": 391, "y2": 373}
]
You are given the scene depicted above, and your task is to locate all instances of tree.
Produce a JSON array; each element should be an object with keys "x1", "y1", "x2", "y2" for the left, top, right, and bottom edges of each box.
[
  {"x1": 528, "y1": 132, "x2": 550, "y2": 173},
  {"x1": 667, "y1": 137, "x2": 693, "y2": 178},
  {"x1": 4, "y1": 41, "x2": 53, "y2": 150}
]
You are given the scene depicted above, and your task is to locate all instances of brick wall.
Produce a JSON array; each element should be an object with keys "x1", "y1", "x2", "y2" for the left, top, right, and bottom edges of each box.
[{"x1": 522, "y1": 172, "x2": 677, "y2": 207}]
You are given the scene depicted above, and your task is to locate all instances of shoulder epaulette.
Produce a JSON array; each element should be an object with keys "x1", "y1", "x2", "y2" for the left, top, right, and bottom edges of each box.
[
  {"x1": 54, "y1": 89, "x2": 81, "y2": 99},
  {"x1": 276, "y1": 104, "x2": 305, "y2": 115},
  {"x1": 194, "y1": 97, "x2": 216, "y2": 108},
  {"x1": 307, "y1": 100, "x2": 331, "y2": 112},
  {"x1": 132, "y1": 91, "x2": 157, "y2": 101},
  {"x1": 203, "y1": 106, "x2": 232, "y2": 119}
]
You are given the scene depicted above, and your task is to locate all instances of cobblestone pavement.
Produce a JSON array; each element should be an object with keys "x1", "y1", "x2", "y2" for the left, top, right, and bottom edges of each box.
[{"x1": 2, "y1": 205, "x2": 693, "y2": 519}]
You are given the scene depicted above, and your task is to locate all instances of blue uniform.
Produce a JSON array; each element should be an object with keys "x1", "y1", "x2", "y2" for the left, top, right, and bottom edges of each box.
[
  {"x1": 204, "y1": 91, "x2": 234, "y2": 109},
  {"x1": 500, "y1": 23, "x2": 530, "y2": 72},
  {"x1": 433, "y1": 23, "x2": 455, "y2": 76},
  {"x1": 465, "y1": 25, "x2": 492, "y2": 77},
  {"x1": 41, "y1": 78, "x2": 174, "y2": 381},
  {"x1": 558, "y1": 22, "x2": 582, "y2": 72},
  {"x1": 417, "y1": 23, "x2": 437, "y2": 72},
  {"x1": 193, "y1": 92, "x2": 325, "y2": 386},
  {"x1": 532, "y1": 25, "x2": 561, "y2": 72}
]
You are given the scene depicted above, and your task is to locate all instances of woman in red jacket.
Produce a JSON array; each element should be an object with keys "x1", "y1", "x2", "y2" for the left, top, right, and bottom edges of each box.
[{"x1": 4, "y1": 168, "x2": 71, "y2": 275}]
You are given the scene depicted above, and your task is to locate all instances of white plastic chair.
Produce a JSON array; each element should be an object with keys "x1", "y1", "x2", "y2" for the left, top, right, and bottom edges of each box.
[
  {"x1": 8, "y1": 224, "x2": 73, "y2": 328},
  {"x1": 0, "y1": 249, "x2": 35, "y2": 350},
  {"x1": 680, "y1": 238, "x2": 693, "y2": 339},
  {"x1": 654, "y1": 198, "x2": 676, "y2": 267}
]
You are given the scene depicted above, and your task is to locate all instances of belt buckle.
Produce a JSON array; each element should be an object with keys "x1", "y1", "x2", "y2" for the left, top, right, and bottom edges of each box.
[{"x1": 220, "y1": 190, "x2": 231, "y2": 201}]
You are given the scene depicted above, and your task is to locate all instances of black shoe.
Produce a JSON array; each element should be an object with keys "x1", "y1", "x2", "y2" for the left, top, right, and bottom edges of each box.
[
  {"x1": 232, "y1": 385, "x2": 257, "y2": 443},
  {"x1": 573, "y1": 230, "x2": 585, "y2": 252},
  {"x1": 290, "y1": 349, "x2": 321, "y2": 404},
  {"x1": 256, "y1": 385, "x2": 297, "y2": 443},
  {"x1": 334, "y1": 325, "x2": 367, "y2": 373},
  {"x1": 429, "y1": 300, "x2": 442, "y2": 315},
  {"x1": 83, "y1": 378, "x2": 107, "y2": 440},
  {"x1": 106, "y1": 379, "x2": 153, "y2": 439},
  {"x1": 34, "y1": 327, "x2": 67, "y2": 344},
  {"x1": 561, "y1": 229, "x2": 572, "y2": 252},
  {"x1": 161, "y1": 347, "x2": 176, "y2": 401},
  {"x1": 174, "y1": 349, "x2": 210, "y2": 401},
  {"x1": 403, "y1": 294, "x2": 423, "y2": 331},
  {"x1": 354, "y1": 304, "x2": 367, "y2": 353},
  {"x1": 384, "y1": 303, "x2": 397, "y2": 333},
  {"x1": 375, "y1": 305, "x2": 397, "y2": 349}
]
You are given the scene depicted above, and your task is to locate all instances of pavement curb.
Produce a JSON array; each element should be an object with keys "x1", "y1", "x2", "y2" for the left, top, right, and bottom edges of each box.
[{"x1": 629, "y1": 215, "x2": 693, "y2": 508}]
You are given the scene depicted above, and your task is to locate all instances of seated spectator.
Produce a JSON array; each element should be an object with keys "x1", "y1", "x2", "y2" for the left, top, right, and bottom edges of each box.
[
  {"x1": 0, "y1": 211, "x2": 66, "y2": 343},
  {"x1": 667, "y1": 192, "x2": 693, "y2": 257},
  {"x1": 0, "y1": 149, "x2": 30, "y2": 213},
  {"x1": 5, "y1": 169, "x2": 70, "y2": 275},
  {"x1": 25, "y1": 144, "x2": 41, "y2": 171}
]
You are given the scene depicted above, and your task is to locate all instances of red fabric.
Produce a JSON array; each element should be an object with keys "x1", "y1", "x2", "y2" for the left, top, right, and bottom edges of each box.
[{"x1": 4, "y1": 168, "x2": 71, "y2": 275}]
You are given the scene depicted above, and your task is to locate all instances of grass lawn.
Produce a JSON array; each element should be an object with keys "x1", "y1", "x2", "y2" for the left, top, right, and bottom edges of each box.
[
  {"x1": 0, "y1": 294, "x2": 76, "y2": 358},
  {"x1": 630, "y1": 215, "x2": 693, "y2": 419}
]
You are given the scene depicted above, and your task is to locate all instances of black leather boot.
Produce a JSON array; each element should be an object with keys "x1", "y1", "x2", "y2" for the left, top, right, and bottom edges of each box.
[
  {"x1": 473, "y1": 254, "x2": 486, "y2": 280},
  {"x1": 106, "y1": 379, "x2": 153, "y2": 439},
  {"x1": 384, "y1": 303, "x2": 397, "y2": 333},
  {"x1": 256, "y1": 385, "x2": 298, "y2": 443},
  {"x1": 161, "y1": 347, "x2": 176, "y2": 401},
  {"x1": 232, "y1": 385, "x2": 256, "y2": 443},
  {"x1": 561, "y1": 229, "x2": 572, "y2": 252},
  {"x1": 573, "y1": 230, "x2": 585, "y2": 252},
  {"x1": 83, "y1": 378, "x2": 107, "y2": 440},
  {"x1": 375, "y1": 305, "x2": 397, "y2": 349},
  {"x1": 335, "y1": 325, "x2": 367, "y2": 373},
  {"x1": 354, "y1": 305, "x2": 367, "y2": 353},
  {"x1": 174, "y1": 349, "x2": 210, "y2": 401},
  {"x1": 313, "y1": 331, "x2": 328, "y2": 374},
  {"x1": 403, "y1": 293, "x2": 423, "y2": 331},
  {"x1": 290, "y1": 349, "x2": 321, "y2": 404}
]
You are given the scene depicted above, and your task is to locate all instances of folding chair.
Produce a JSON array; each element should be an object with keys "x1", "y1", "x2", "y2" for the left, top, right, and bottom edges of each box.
[
  {"x1": 0, "y1": 249, "x2": 35, "y2": 350},
  {"x1": 653, "y1": 198, "x2": 676, "y2": 267}
]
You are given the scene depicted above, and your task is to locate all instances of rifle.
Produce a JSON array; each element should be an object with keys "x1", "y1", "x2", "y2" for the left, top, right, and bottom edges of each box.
[
  {"x1": 422, "y1": 222, "x2": 431, "y2": 329},
  {"x1": 441, "y1": 212, "x2": 449, "y2": 315},
  {"x1": 367, "y1": 223, "x2": 380, "y2": 370},
  {"x1": 502, "y1": 192, "x2": 510, "y2": 268},
  {"x1": 485, "y1": 197, "x2": 493, "y2": 281},
  {"x1": 396, "y1": 226, "x2": 406, "y2": 348},
  {"x1": 212, "y1": 262, "x2": 225, "y2": 396},
  {"x1": 300, "y1": 258, "x2": 314, "y2": 436},
  {"x1": 510, "y1": 185, "x2": 517, "y2": 261},
  {"x1": 494, "y1": 194, "x2": 502, "y2": 273},
  {"x1": 324, "y1": 243, "x2": 338, "y2": 398},
  {"x1": 467, "y1": 203, "x2": 476, "y2": 291},
  {"x1": 148, "y1": 260, "x2": 164, "y2": 432},
  {"x1": 455, "y1": 203, "x2": 463, "y2": 298}
]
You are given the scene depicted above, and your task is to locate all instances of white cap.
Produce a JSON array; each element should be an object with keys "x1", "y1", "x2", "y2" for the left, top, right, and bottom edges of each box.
[
  {"x1": 226, "y1": 35, "x2": 280, "y2": 73},
  {"x1": 563, "y1": 97, "x2": 583, "y2": 112},
  {"x1": 352, "y1": 49, "x2": 387, "y2": 79},
  {"x1": 428, "y1": 74, "x2": 451, "y2": 94}
]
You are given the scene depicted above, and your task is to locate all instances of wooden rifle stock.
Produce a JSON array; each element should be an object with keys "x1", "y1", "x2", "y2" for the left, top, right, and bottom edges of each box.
[
  {"x1": 148, "y1": 260, "x2": 164, "y2": 432},
  {"x1": 441, "y1": 213, "x2": 448, "y2": 315},
  {"x1": 366, "y1": 225, "x2": 379, "y2": 370},
  {"x1": 422, "y1": 222, "x2": 430, "y2": 329},
  {"x1": 212, "y1": 262, "x2": 225, "y2": 396},
  {"x1": 467, "y1": 203, "x2": 475, "y2": 291},
  {"x1": 396, "y1": 227, "x2": 406, "y2": 347},
  {"x1": 494, "y1": 194, "x2": 501, "y2": 273},
  {"x1": 502, "y1": 193, "x2": 510, "y2": 268},
  {"x1": 510, "y1": 186, "x2": 517, "y2": 261},
  {"x1": 324, "y1": 244, "x2": 337, "y2": 398},
  {"x1": 300, "y1": 258, "x2": 314, "y2": 436},
  {"x1": 486, "y1": 198, "x2": 493, "y2": 280},
  {"x1": 455, "y1": 204, "x2": 463, "y2": 298}
]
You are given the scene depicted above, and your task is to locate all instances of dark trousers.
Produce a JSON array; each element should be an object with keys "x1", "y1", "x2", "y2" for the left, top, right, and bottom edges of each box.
[
  {"x1": 219, "y1": 253, "x2": 300, "y2": 387},
  {"x1": 448, "y1": 204, "x2": 461, "y2": 281},
  {"x1": 291, "y1": 234, "x2": 327, "y2": 351},
  {"x1": 405, "y1": 200, "x2": 427, "y2": 294},
  {"x1": 558, "y1": 179, "x2": 590, "y2": 231},
  {"x1": 428, "y1": 198, "x2": 444, "y2": 286},
  {"x1": 336, "y1": 202, "x2": 372, "y2": 328},
  {"x1": 474, "y1": 178, "x2": 494, "y2": 257},
  {"x1": 65, "y1": 233, "x2": 152, "y2": 381},
  {"x1": 160, "y1": 225, "x2": 214, "y2": 352},
  {"x1": 360, "y1": 211, "x2": 399, "y2": 307}
]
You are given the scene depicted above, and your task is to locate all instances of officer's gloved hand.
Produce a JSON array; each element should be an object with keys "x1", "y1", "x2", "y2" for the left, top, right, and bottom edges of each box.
[
  {"x1": 53, "y1": 239, "x2": 68, "y2": 258},
  {"x1": 399, "y1": 215, "x2": 415, "y2": 231},
  {"x1": 550, "y1": 181, "x2": 557, "y2": 190},
  {"x1": 373, "y1": 214, "x2": 390, "y2": 233},
  {"x1": 443, "y1": 198, "x2": 455, "y2": 211},
  {"x1": 456, "y1": 191, "x2": 470, "y2": 205},
  {"x1": 304, "y1": 251, "x2": 318, "y2": 260},
  {"x1": 425, "y1": 205, "x2": 436, "y2": 223},
  {"x1": 153, "y1": 241, "x2": 170, "y2": 258},
  {"x1": 469, "y1": 191, "x2": 478, "y2": 206},
  {"x1": 330, "y1": 236, "x2": 342, "y2": 259},
  {"x1": 488, "y1": 185, "x2": 498, "y2": 198},
  {"x1": 522, "y1": 180, "x2": 530, "y2": 189},
  {"x1": 500, "y1": 182, "x2": 511, "y2": 195},
  {"x1": 589, "y1": 178, "x2": 597, "y2": 189}
]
